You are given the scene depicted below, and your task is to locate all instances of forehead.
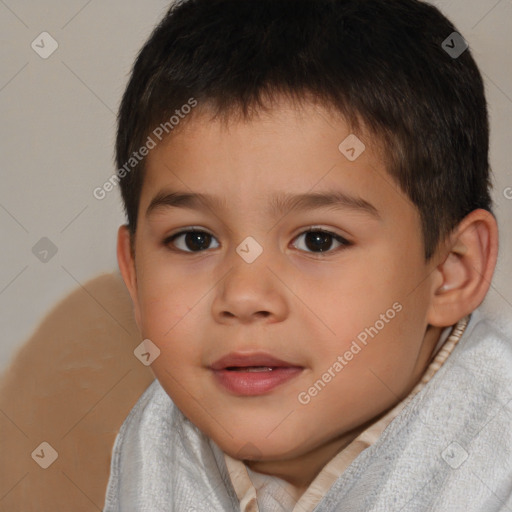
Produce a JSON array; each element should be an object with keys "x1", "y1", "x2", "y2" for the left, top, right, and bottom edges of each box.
[{"x1": 141, "y1": 100, "x2": 414, "y2": 224}]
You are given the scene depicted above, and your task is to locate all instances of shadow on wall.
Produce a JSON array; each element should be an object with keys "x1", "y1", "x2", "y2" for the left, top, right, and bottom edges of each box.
[{"x1": 0, "y1": 272, "x2": 154, "y2": 512}]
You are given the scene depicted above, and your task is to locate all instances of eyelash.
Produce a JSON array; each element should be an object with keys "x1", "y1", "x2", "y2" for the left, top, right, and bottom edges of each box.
[{"x1": 162, "y1": 227, "x2": 352, "y2": 256}]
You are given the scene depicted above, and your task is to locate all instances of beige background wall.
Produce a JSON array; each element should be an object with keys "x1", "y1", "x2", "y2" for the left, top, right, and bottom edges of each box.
[{"x1": 0, "y1": 0, "x2": 511, "y2": 373}]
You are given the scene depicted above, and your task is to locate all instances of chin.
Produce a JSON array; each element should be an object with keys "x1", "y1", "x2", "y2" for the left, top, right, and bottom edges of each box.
[{"x1": 213, "y1": 430, "x2": 307, "y2": 463}]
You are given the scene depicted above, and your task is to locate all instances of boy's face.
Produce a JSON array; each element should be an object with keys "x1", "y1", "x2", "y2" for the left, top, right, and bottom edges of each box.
[{"x1": 121, "y1": 101, "x2": 443, "y2": 478}]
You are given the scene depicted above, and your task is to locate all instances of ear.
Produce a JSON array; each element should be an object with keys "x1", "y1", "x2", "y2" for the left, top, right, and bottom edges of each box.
[
  {"x1": 117, "y1": 225, "x2": 142, "y2": 330},
  {"x1": 426, "y1": 209, "x2": 498, "y2": 327}
]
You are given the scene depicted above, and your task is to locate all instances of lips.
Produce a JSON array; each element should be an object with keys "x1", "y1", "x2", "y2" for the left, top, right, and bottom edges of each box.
[
  {"x1": 210, "y1": 352, "x2": 299, "y2": 371},
  {"x1": 210, "y1": 352, "x2": 303, "y2": 395}
]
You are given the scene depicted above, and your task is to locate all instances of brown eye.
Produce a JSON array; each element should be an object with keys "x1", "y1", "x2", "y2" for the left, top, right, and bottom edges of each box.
[
  {"x1": 164, "y1": 230, "x2": 219, "y2": 252},
  {"x1": 292, "y1": 229, "x2": 351, "y2": 254}
]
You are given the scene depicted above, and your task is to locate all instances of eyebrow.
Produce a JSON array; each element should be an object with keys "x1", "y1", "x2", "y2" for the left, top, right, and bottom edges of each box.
[{"x1": 146, "y1": 189, "x2": 381, "y2": 220}]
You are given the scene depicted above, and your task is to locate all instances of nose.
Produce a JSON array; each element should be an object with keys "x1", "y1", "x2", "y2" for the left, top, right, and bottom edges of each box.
[{"x1": 211, "y1": 252, "x2": 289, "y2": 325}]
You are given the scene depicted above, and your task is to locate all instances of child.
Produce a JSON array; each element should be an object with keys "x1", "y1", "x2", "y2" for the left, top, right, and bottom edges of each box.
[{"x1": 103, "y1": 0, "x2": 512, "y2": 510}]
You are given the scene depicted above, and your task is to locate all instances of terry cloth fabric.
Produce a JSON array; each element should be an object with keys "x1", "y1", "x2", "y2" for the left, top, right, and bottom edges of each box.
[
  {"x1": 224, "y1": 317, "x2": 468, "y2": 511},
  {"x1": 103, "y1": 308, "x2": 512, "y2": 511}
]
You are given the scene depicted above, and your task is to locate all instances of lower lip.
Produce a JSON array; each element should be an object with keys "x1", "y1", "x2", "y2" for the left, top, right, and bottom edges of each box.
[{"x1": 212, "y1": 367, "x2": 303, "y2": 396}]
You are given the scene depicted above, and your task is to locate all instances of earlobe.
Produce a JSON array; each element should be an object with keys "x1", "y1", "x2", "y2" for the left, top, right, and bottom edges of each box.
[
  {"x1": 117, "y1": 225, "x2": 142, "y2": 329},
  {"x1": 427, "y1": 209, "x2": 498, "y2": 327}
]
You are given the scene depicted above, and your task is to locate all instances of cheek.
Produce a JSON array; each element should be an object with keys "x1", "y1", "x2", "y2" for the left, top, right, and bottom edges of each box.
[
  {"x1": 138, "y1": 292, "x2": 204, "y2": 388},
  {"x1": 301, "y1": 256, "x2": 425, "y2": 378},
  {"x1": 303, "y1": 262, "x2": 400, "y2": 340},
  {"x1": 136, "y1": 267, "x2": 202, "y2": 347},
  {"x1": 135, "y1": 251, "x2": 192, "y2": 327}
]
